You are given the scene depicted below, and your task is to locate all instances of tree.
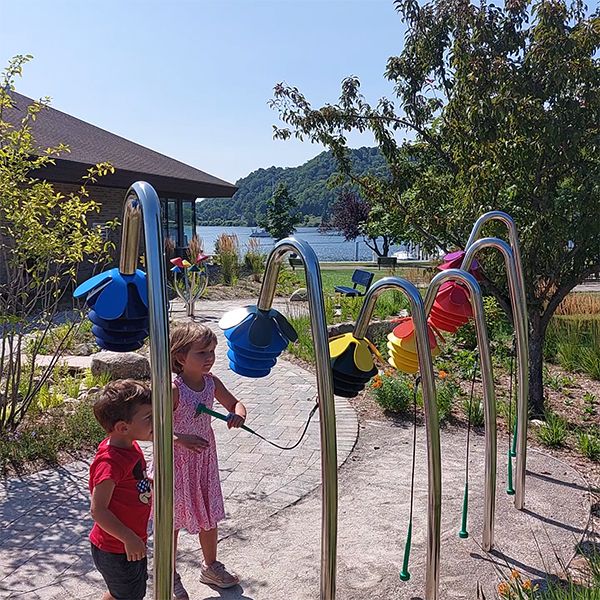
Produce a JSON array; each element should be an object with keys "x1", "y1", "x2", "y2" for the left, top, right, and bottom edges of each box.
[
  {"x1": 329, "y1": 190, "x2": 397, "y2": 257},
  {"x1": 0, "y1": 55, "x2": 116, "y2": 431},
  {"x1": 260, "y1": 182, "x2": 300, "y2": 240},
  {"x1": 270, "y1": 0, "x2": 600, "y2": 415}
]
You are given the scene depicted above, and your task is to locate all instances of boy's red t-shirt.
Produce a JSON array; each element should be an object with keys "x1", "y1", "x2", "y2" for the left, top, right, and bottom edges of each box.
[{"x1": 89, "y1": 438, "x2": 152, "y2": 553}]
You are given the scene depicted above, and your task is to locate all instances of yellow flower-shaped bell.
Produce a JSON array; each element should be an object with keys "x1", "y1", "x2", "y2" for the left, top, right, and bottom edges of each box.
[
  {"x1": 329, "y1": 332, "x2": 378, "y2": 398},
  {"x1": 387, "y1": 317, "x2": 441, "y2": 374}
]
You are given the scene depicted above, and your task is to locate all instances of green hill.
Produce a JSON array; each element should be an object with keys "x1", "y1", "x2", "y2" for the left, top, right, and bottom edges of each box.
[{"x1": 196, "y1": 147, "x2": 387, "y2": 226}]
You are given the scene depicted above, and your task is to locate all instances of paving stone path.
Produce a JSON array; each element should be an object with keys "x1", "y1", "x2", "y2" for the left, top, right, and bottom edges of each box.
[{"x1": 0, "y1": 298, "x2": 358, "y2": 599}]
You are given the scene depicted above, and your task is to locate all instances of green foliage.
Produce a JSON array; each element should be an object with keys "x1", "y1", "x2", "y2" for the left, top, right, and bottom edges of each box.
[
  {"x1": 33, "y1": 383, "x2": 63, "y2": 411},
  {"x1": 270, "y1": 0, "x2": 600, "y2": 415},
  {"x1": 26, "y1": 318, "x2": 95, "y2": 355},
  {"x1": 582, "y1": 392, "x2": 597, "y2": 421},
  {"x1": 577, "y1": 428, "x2": 600, "y2": 462},
  {"x1": 196, "y1": 147, "x2": 387, "y2": 226},
  {"x1": 537, "y1": 412, "x2": 568, "y2": 448},
  {"x1": 490, "y1": 553, "x2": 600, "y2": 599},
  {"x1": 557, "y1": 341, "x2": 582, "y2": 373},
  {"x1": 580, "y1": 348, "x2": 600, "y2": 381},
  {"x1": 276, "y1": 267, "x2": 304, "y2": 297},
  {"x1": 283, "y1": 314, "x2": 314, "y2": 363},
  {"x1": 453, "y1": 296, "x2": 512, "y2": 352},
  {"x1": 259, "y1": 183, "x2": 300, "y2": 241},
  {"x1": 546, "y1": 316, "x2": 600, "y2": 379},
  {"x1": 497, "y1": 399, "x2": 517, "y2": 432},
  {"x1": 372, "y1": 290, "x2": 409, "y2": 319},
  {"x1": 324, "y1": 294, "x2": 364, "y2": 324},
  {"x1": 243, "y1": 237, "x2": 265, "y2": 282},
  {"x1": 0, "y1": 56, "x2": 115, "y2": 432},
  {"x1": 451, "y1": 349, "x2": 479, "y2": 380},
  {"x1": 435, "y1": 379, "x2": 460, "y2": 422},
  {"x1": 0, "y1": 399, "x2": 105, "y2": 473},
  {"x1": 371, "y1": 372, "x2": 414, "y2": 414},
  {"x1": 462, "y1": 396, "x2": 485, "y2": 428},
  {"x1": 84, "y1": 369, "x2": 113, "y2": 389},
  {"x1": 214, "y1": 233, "x2": 240, "y2": 285}
]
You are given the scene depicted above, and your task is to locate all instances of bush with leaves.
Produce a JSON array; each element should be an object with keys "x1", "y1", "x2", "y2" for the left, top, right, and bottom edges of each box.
[
  {"x1": 0, "y1": 56, "x2": 115, "y2": 432},
  {"x1": 271, "y1": 0, "x2": 600, "y2": 416},
  {"x1": 243, "y1": 237, "x2": 265, "y2": 282},
  {"x1": 371, "y1": 371, "x2": 414, "y2": 414},
  {"x1": 214, "y1": 233, "x2": 240, "y2": 285}
]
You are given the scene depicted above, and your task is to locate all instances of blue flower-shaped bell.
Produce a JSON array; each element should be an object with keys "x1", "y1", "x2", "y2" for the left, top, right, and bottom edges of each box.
[
  {"x1": 73, "y1": 267, "x2": 149, "y2": 351},
  {"x1": 218, "y1": 306, "x2": 298, "y2": 378}
]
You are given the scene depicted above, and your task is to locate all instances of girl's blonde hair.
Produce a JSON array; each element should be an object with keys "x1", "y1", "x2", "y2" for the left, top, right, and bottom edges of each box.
[{"x1": 170, "y1": 322, "x2": 218, "y2": 374}]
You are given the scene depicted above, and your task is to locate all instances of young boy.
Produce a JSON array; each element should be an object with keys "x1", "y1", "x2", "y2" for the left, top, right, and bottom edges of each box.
[{"x1": 89, "y1": 379, "x2": 153, "y2": 600}]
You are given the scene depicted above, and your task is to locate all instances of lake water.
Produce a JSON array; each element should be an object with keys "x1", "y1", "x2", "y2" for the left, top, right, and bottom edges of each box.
[{"x1": 195, "y1": 226, "x2": 410, "y2": 262}]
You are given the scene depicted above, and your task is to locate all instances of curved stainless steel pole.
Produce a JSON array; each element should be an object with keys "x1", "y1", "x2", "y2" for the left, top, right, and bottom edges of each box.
[
  {"x1": 425, "y1": 270, "x2": 497, "y2": 551},
  {"x1": 121, "y1": 182, "x2": 174, "y2": 600},
  {"x1": 464, "y1": 212, "x2": 529, "y2": 510},
  {"x1": 258, "y1": 238, "x2": 337, "y2": 600},
  {"x1": 355, "y1": 278, "x2": 441, "y2": 600}
]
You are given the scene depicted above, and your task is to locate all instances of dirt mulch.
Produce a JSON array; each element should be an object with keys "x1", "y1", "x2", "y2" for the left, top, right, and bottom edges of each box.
[{"x1": 283, "y1": 351, "x2": 600, "y2": 491}]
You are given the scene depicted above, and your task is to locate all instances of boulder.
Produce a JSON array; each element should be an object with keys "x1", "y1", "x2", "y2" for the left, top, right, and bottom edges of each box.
[
  {"x1": 90, "y1": 351, "x2": 150, "y2": 381},
  {"x1": 290, "y1": 288, "x2": 308, "y2": 302},
  {"x1": 328, "y1": 319, "x2": 397, "y2": 341}
]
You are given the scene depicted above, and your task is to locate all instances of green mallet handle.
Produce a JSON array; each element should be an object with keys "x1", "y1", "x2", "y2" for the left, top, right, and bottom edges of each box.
[
  {"x1": 399, "y1": 521, "x2": 412, "y2": 581},
  {"x1": 459, "y1": 483, "x2": 469, "y2": 539},
  {"x1": 195, "y1": 403, "x2": 253, "y2": 434},
  {"x1": 506, "y1": 449, "x2": 515, "y2": 495}
]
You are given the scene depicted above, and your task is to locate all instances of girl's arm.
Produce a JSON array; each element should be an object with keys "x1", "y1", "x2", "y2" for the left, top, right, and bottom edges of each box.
[
  {"x1": 172, "y1": 383, "x2": 179, "y2": 411},
  {"x1": 214, "y1": 375, "x2": 247, "y2": 429},
  {"x1": 172, "y1": 382, "x2": 209, "y2": 452}
]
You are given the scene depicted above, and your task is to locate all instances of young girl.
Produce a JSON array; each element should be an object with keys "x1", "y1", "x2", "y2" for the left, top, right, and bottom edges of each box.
[{"x1": 169, "y1": 322, "x2": 247, "y2": 599}]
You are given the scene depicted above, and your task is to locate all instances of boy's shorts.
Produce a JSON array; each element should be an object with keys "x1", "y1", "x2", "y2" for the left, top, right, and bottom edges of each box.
[{"x1": 91, "y1": 543, "x2": 148, "y2": 600}]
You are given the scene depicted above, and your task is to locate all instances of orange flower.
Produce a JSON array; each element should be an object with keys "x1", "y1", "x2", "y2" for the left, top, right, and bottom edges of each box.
[
  {"x1": 438, "y1": 370, "x2": 448, "y2": 380},
  {"x1": 371, "y1": 375, "x2": 383, "y2": 389},
  {"x1": 497, "y1": 581, "x2": 511, "y2": 598},
  {"x1": 510, "y1": 570, "x2": 521, "y2": 580},
  {"x1": 522, "y1": 579, "x2": 535, "y2": 591}
]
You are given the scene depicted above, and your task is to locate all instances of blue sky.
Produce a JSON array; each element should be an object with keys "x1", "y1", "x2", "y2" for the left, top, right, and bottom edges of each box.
[{"x1": 1, "y1": 0, "x2": 407, "y2": 184}]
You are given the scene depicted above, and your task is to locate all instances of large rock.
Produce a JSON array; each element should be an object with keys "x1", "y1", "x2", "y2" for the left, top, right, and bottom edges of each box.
[
  {"x1": 290, "y1": 288, "x2": 308, "y2": 302},
  {"x1": 328, "y1": 318, "x2": 398, "y2": 341},
  {"x1": 90, "y1": 351, "x2": 150, "y2": 380}
]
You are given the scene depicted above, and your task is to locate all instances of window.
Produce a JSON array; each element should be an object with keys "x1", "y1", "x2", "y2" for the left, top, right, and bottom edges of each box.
[{"x1": 159, "y1": 197, "x2": 197, "y2": 248}]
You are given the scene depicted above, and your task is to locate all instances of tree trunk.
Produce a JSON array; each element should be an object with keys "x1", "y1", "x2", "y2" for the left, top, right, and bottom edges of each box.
[
  {"x1": 382, "y1": 236, "x2": 390, "y2": 257},
  {"x1": 528, "y1": 311, "x2": 547, "y2": 417}
]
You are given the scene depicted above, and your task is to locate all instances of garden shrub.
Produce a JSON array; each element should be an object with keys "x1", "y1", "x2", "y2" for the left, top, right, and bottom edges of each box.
[
  {"x1": 214, "y1": 233, "x2": 240, "y2": 285},
  {"x1": 371, "y1": 371, "x2": 413, "y2": 414}
]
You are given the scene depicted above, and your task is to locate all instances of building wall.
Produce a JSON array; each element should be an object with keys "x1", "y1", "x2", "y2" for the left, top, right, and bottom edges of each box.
[
  {"x1": 0, "y1": 183, "x2": 127, "y2": 287},
  {"x1": 54, "y1": 182, "x2": 127, "y2": 281}
]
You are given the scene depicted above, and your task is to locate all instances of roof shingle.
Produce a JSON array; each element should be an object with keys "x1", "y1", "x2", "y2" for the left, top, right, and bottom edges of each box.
[{"x1": 5, "y1": 91, "x2": 236, "y2": 198}]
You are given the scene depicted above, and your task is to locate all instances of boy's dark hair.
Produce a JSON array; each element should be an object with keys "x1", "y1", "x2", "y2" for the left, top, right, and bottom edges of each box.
[
  {"x1": 170, "y1": 322, "x2": 218, "y2": 374},
  {"x1": 93, "y1": 379, "x2": 152, "y2": 433}
]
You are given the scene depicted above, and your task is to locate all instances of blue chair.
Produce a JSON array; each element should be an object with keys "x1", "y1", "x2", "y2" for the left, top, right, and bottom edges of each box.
[{"x1": 334, "y1": 269, "x2": 374, "y2": 297}]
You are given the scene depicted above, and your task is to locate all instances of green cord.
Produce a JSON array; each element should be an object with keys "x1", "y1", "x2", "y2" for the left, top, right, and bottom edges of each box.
[
  {"x1": 399, "y1": 376, "x2": 420, "y2": 583},
  {"x1": 507, "y1": 337, "x2": 516, "y2": 494},
  {"x1": 459, "y1": 354, "x2": 479, "y2": 539}
]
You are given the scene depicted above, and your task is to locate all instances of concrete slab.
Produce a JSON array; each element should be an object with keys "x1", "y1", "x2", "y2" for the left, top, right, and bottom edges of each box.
[{"x1": 169, "y1": 421, "x2": 591, "y2": 600}]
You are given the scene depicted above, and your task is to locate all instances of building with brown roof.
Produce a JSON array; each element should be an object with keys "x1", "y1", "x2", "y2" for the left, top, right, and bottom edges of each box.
[{"x1": 4, "y1": 91, "x2": 236, "y2": 256}]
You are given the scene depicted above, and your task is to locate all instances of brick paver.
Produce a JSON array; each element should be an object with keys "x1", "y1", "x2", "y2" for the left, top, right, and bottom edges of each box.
[{"x1": 0, "y1": 298, "x2": 358, "y2": 599}]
